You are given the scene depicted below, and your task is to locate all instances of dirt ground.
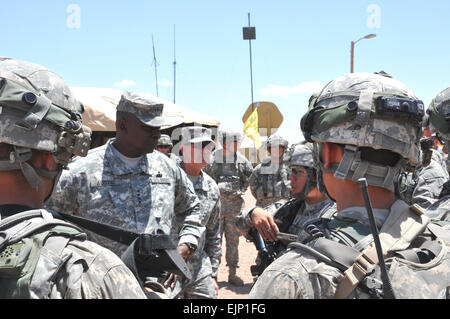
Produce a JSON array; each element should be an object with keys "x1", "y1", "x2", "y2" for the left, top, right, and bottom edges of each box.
[{"x1": 216, "y1": 188, "x2": 258, "y2": 299}]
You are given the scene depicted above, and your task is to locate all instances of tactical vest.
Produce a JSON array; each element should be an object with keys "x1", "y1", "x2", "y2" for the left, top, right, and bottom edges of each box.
[
  {"x1": 254, "y1": 159, "x2": 290, "y2": 200},
  {"x1": 0, "y1": 209, "x2": 85, "y2": 299},
  {"x1": 291, "y1": 202, "x2": 450, "y2": 299}
]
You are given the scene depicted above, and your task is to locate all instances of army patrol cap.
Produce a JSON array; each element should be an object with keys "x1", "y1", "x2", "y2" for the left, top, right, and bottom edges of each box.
[
  {"x1": 117, "y1": 91, "x2": 166, "y2": 127},
  {"x1": 181, "y1": 126, "x2": 215, "y2": 146},
  {"x1": 158, "y1": 134, "x2": 173, "y2": 147}
]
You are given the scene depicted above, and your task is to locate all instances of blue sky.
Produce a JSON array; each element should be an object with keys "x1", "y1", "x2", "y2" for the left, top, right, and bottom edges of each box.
[{"x1": 1, "y1": 0, "x2": 449, "y2": 144}]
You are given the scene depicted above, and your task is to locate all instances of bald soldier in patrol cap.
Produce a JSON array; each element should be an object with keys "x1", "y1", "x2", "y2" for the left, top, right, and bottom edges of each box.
[
  {"x1": 46, "y1": 91, "x2": 205, "y2": 294},
  {"x1": 204, "y1": 129, "x2": 253, "y2": 286}
]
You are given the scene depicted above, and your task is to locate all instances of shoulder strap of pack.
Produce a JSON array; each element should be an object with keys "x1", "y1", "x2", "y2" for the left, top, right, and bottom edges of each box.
[{"x1": 334, "y1": 202, "x2": 429, "y2": 299}]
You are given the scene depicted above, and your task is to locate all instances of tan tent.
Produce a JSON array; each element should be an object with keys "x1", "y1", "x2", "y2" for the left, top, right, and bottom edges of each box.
[{"x1": 71, "y1": 87, "x2": 220, "y2": 132}]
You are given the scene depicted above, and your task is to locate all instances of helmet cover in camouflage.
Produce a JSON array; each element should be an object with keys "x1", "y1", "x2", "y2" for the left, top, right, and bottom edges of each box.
[
  {"x1": 0, "y1": 57, "x2": 92, "y2": 188},
  {"x1": 157, "y1": 134, "x2": 173, "y2": 147},
  {"x1": 289, "y1": 143, "x2": 314, "y2": 168},
  {"x1": 267, "y1": 134, "x2": 289, "y2": 150},
  {"x1": 428, "y1": 86, "x2": 450, "y2": 172},
  {"x1": 300, "y1": 72, "x2": 425, "y2": 192}
]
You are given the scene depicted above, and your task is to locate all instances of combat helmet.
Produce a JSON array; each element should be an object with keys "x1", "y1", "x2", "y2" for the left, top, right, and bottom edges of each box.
[
  {"x1": 0, "y1": 57, "x2": 91, "y2": 189},
  {"x1": 288, "y1": 142, "x2": 316, "y2": 199},
  {"x1": 428, "y1": 86, "x2": 450, "y2": 172},
  {"x1": 266, "y1": 134, "x2": 289, "y2": 150},
  {"x1": 300, "y1": 72, "x2": 425, "y2": 193},
  {"x1": 157, "y1": 134, "x2": 173, "y2": 147}
]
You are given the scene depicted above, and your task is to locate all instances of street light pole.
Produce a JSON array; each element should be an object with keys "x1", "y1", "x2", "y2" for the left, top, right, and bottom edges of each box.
[{"x1": 350, "y1": 33, "x2": 376, "y2": 73}]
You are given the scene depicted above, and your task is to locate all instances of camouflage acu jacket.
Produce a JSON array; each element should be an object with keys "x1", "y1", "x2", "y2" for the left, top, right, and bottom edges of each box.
[
  {"x1": 181, "y1": 170, "x2": 222, "y2": 281},
  {"x1": 204, "y1": 149, "x2": 253, "y2": 196},
  {"x1": 0, "y1": 205, "x2": 146, "y2": 299},
  {"x1": 46, "y1": 139, "x2": 205, "y2": 256},
  {"x1": 248, "y1": 159, "x2": 291, "y2": 202},
  {"x1": 249, "y1": 200, "x2": 450, "y2": 299}
]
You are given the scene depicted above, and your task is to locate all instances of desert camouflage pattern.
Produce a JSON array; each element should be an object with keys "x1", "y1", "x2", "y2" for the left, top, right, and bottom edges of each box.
[
  {"x1": 176, "y1": 171, "x2": 222, "y2": 299},
  {"x1": 249, "y1": 202, "x2": 450, "y2": 299},
  {"x1": 249, "y1": 159, "x2": 291, "y2": 207},
  {"x1": 46, "y1": 139, "x2": 205, "y2": 256},
  {"x1": 309, "y1": 72, "x2": 423, "y2": 166}
]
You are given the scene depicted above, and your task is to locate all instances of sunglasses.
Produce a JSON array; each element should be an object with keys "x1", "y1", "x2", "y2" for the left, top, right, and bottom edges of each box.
[{"x1": 290, "y1": 168, "x2": 308, "y2": 176}]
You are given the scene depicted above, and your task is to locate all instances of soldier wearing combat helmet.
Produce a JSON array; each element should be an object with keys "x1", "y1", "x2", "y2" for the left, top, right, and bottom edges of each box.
[
  {"x1": 425, "y1": 86, "x2": 450, "y2": 222},
  {"x1": 238, "y1": 142, "x2": 336, "y2": 279},
  {"x1": 0, "y1": 57, "x2": 147, "y2": 299},
  {"x1": 204, "y1": 128, "x2": 253, "y2": 286},
  {"x1": 248, "y1": 134, "x2": 292, "y2": 208},
  {"x1": 249, "y1": 72, "x2": 450, "y2": 299}
]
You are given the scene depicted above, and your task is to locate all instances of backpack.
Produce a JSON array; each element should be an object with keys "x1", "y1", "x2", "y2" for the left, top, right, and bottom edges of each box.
[{"x1": 0, "y1": 209, "x2": 85, "y2": 298}]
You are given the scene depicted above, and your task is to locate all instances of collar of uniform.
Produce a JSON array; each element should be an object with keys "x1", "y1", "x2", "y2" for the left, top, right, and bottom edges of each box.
[
  {"x1": 336, "y1": 206, "x2": 389, "y2": 228},
  {"x1": 105, "y1": 139, "x2": 150, "y2": 176},
  {"x1": 187, "y1": 170, "x2": 209, "y2": 192},
  {"x1": 304, "y1": 198, "x2": 329, "y2": 213}
]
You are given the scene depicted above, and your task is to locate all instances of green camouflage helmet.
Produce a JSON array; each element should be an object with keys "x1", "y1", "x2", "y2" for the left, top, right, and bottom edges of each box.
[
  {"x1": 289, "y1": 143, "x2": 314, "y2": 168},
  {"x1": 0, "y1": 57, "x2": 92, "y2": 188},
  {"x1": 157, "y1": 134, "x2": 173, "y2": 147},
  {"x1": 300, "y1": 72, "x2": 425, "y2": 192},
  {"x1": 267, "y1": 134, "x2": 289, "y2": 150},
  {"x1": 428, "y1": 86, "x2": 450, "y2": 172}
]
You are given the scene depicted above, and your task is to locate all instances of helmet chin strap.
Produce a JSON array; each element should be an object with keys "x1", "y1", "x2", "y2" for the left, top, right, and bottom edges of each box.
[{"x1": 0, "y1": 146, "x2": 63, "y2": 197}]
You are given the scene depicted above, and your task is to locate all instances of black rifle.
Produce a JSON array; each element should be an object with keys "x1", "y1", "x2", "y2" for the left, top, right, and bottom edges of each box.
[
  {"x1": 247, "y1": 227, "x2": 277, "y2": 277},
  {"x1": 358, "y1": 178, "x2": 396, "y2": 299}
]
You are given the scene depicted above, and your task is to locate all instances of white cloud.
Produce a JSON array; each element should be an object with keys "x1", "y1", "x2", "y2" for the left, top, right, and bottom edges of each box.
[
  {"x1": 158, "y1": 79, "x2": 173, "y2": 87},
  {"x1": 114, "y1": 80, "x2": 136, "y2": 88},
  {"x1": 260, "y1": 81, "x2": 324, "y2": 98}
]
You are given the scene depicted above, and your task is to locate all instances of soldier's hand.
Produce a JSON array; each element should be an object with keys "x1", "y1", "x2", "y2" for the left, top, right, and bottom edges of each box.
[
  {"x1": 177, "y1": 243, "x2": 194, "y2": 261},
  {"x1": 251, "y1": 207, "x2": 280, "y2": 242},
  {"x1": 163, "y1": 273, "x2": 178, "y2": 289}
]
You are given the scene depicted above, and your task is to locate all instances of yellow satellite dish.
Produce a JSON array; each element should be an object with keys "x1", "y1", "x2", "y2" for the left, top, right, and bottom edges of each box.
[{"x1": 242, "y1": 101, "x2": 283, "y2": 136}]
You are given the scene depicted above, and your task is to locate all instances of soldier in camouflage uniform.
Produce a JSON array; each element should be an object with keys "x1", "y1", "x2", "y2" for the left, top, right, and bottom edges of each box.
[
  {"x1": 204, "y1": 129, "x2": 253, "y2": 286},
  {"x1": 396, "y1": 130, "x2": 448, "y2": 209},
  {"x1": 157, "y1": 133, "x2": 179, "y2": 162},
  {"x1": 46, "y1": 91, "x2": 205, "y2": 294},
  {"x1": 426, "y1": 87, "x2": 450, "y2": 222},
  {"x1": 0, "y1": 58, "x2": 147, "y2": 299},
  {"x1": 249, "y1": 72, "x2": 450, "y2": 299},
  {"x1": 237, "y1": 143, "x2": 335, "y2": 279},
  {"x1": 175, "y1": 126, "x2": 222, "y2": 299},
  {"x1": 249, "y1": 134, "x2": 292, "y2": 208}
]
